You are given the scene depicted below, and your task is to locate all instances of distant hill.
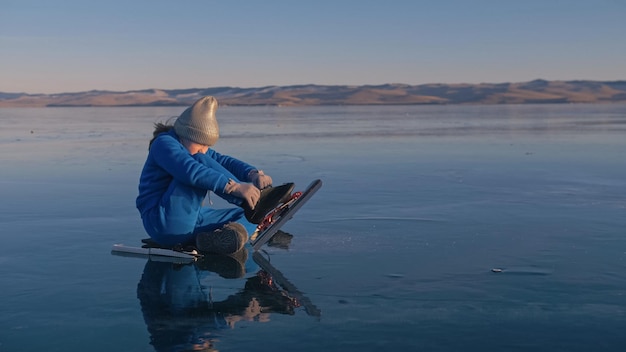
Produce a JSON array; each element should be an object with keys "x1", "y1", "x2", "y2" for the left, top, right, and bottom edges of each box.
[{"x1": 1, "y1": 80, "x2": 626, "y2": 107}]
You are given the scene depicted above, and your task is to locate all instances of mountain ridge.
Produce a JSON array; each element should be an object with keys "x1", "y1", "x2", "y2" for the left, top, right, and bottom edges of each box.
[{"x1": 1, "y1": 79, "x2": 626, "y2": 107}]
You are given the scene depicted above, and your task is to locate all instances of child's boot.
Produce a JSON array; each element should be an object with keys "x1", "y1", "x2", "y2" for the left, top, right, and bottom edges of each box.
[
  {"x1": 196, "y1": 222, "x2": 248, "y2": 254},
  {"x1": 244, "y1": 183, "x2": 294, "y2": 224}
]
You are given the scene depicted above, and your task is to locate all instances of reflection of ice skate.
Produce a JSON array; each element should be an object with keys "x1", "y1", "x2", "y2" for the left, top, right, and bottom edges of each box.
[
  {"x1": 266, "y1": 230, "x2": 294, "y2": 249},
  {"x1": 253, "y1": 251, "x2": 321, "y2": 318}
]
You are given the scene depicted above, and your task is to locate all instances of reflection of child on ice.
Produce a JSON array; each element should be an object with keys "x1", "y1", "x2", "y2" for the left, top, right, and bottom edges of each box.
[
  {"x1": 137, "y1": 254, "x2": 298, "y2": 352},
  {"x1": 136, "y1": 96, "x2": 292, "y2": 254}
]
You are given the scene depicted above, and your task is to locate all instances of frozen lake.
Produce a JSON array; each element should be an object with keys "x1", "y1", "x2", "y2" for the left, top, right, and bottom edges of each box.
[{"x1": 1, "y1": 103, "x2": 625, "y2": 351}]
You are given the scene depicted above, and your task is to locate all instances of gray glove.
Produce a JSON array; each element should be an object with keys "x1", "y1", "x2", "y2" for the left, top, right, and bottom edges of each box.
[
  {"x1": 248, "y1": 169, "x2": 273, "y2": 189},
  {"x1": 225, "y1": 180, "x2": 260, "y2": 209}
]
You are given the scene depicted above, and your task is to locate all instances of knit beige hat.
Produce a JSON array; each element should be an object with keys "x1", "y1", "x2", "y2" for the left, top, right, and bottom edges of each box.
[{"x1": 174, "y1": 96, "x2": 220, "y2": 146}]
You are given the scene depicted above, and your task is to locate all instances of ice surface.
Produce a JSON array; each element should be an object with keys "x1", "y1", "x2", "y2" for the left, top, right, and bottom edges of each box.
[{"x1": 1, "y1": 104, "x2": 625, "y2": 351}]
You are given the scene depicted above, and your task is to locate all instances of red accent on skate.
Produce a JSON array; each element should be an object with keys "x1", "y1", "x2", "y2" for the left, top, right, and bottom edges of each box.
[{"x1": 256, "y1": 192, "x2": 302, "y2": 232}]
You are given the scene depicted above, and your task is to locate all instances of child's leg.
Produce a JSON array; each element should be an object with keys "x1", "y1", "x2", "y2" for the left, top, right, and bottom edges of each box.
[{"x1": 142, "y1": 179, "x2": 206, "y2": 246}]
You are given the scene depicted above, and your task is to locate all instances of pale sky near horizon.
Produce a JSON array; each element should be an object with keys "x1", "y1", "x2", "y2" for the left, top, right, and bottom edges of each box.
[{"x1": 1, "y1": 0, "x2": 625, "y2": 94}]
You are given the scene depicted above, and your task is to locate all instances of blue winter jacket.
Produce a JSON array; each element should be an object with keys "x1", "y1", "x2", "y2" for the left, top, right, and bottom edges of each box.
[{"x1": 136, "y1": 129, "x2": 256, "y2": 217}]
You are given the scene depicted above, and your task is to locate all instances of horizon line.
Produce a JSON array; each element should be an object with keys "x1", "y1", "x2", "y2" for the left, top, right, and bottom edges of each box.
[{"x1": 4, "y1": 78, "x2": 626, "y2": 96}]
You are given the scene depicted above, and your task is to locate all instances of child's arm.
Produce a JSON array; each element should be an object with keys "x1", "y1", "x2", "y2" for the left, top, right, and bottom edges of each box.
[
  {"x1": 208, "y1": 149, "x2": 258, "y2": 183},
  {"x1": 151, "y1": 136, "x2": 231, "y2": 193}
]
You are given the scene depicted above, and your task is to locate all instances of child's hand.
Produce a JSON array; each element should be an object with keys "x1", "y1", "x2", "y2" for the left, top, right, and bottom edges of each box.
[
  {"x1": 228, "y1": 182, "x2": 260, "y2": 209},
  {"x1": 249, "y1": 170, "x2": 273, "y2": 189}
]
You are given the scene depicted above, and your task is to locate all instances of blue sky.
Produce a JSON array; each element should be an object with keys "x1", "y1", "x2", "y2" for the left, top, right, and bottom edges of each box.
[{"x1": 1, "y1": 0, "x2": 625, "y2": 94}]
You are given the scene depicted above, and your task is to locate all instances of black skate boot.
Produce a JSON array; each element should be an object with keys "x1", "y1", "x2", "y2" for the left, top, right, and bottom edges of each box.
[{"x1": 244, "y1": 183, "x2": 294, "y2": 224}]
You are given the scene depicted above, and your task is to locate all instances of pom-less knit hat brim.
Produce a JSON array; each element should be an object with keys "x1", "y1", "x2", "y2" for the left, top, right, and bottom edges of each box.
[{"x1": 174, "y1": 96, "x2": 220, "y2": 146}]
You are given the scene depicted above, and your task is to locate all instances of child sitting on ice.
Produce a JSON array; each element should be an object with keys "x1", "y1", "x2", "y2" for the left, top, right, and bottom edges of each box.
[{"x1": 136, "y1": 96, "x2": 292, "y2": 254}]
